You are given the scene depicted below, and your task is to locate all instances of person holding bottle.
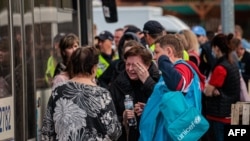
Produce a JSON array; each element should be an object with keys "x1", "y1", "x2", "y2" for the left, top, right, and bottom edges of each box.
[
  {"x1": 124, "y1": 95, "x2": 137, "y2": 127},
  {"x1": 109, "y1": 41, "x2": 160, "y2": 141}
]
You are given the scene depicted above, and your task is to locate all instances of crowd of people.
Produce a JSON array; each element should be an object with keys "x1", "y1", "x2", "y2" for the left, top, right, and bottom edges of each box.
[{"x1": 40, "y1": 20, "x2": 250, "y2": 141}]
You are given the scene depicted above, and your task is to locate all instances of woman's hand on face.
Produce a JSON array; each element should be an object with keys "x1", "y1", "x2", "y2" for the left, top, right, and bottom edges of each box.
[
  {"x1": 134, "y1": 62, "x2": 149, "y2": 83},
  {"x1": 134, "y1": 102, "x2": 145, "y2": 116}
]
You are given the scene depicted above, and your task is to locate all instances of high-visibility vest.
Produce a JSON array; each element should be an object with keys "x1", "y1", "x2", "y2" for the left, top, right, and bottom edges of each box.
[
  {"x1": 45, "y1": 56, "x2": 57, "y2": 83},
  {"x1": 113, "y1": 53, "x2": 119, "y2": 60},
  {"x1": 96, "y1": 54, "x2": 118, "y2": 78},
  {"x1": 183, "y1": 50, "x2": 189, "y2": 61},
  {"x1": 96, "y1": 55, "x2": 109, "y2": 78},
  {"x1": 149, "y1": 44, "x2": 155, "y2": 52}
]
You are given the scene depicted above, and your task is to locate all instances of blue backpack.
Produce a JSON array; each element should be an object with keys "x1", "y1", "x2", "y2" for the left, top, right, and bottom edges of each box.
[
  {"x1": 139, "y1": 76, "x2": 170, "y2": 141},
  {"x1": 139, "y1": 60, "x2": 209, "y2": 141}
]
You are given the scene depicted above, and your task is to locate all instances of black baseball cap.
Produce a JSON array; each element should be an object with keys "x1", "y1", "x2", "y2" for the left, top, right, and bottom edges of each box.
[
  {"x1": 143, "y1": 20, "x2": 165, "y2": 34},
  {"x1": 95, "y1": 30, "x2": 114, "y2": 41},
  {"x1": 124, "y1": 25, "x2": 142, "y2": 34}
]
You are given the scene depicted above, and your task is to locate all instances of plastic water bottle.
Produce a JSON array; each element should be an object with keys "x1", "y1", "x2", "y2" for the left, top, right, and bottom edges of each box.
[{"x1": 124, "y1": 95, "x2": 137, "y2": 127}]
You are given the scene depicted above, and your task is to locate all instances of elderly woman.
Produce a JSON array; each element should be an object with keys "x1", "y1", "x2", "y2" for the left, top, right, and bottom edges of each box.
[
  {"x1": 41, "y1": 46, "x2": 122, "y2": 141},
  {"x1": 109, "y1": 42, "x2": 160, "y2": 141}
]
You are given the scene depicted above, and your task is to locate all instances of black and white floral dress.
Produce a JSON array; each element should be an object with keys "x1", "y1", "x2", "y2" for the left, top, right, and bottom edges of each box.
[{"x1": 41, "y1": 81, "x2": 122, "y2": 141}]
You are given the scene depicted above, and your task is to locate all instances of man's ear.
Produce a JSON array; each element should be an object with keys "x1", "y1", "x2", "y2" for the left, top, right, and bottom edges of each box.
[{"x1": 166, "y1": 47, "x2": 172, "y2": 56}]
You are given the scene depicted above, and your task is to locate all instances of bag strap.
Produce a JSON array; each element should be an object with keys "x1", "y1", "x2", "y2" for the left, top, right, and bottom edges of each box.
[{"x1": 174, "y1": 60, "x2": 202, "y2": 112}]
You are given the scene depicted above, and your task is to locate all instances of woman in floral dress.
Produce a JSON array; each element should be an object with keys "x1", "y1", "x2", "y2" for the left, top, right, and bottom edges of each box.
[{"x1": 41, "y1": 46, "x2": 122, "y2": 141}]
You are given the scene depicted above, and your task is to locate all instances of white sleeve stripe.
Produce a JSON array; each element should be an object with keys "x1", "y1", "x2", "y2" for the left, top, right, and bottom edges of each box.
[{"x1": 181, "y1": 75, "x2": 186, "y2": 92}]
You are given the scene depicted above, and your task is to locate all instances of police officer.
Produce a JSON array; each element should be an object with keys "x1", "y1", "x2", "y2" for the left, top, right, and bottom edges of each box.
[{"x1": 95, "y1": 30, "x2": 118, "y2": 78}]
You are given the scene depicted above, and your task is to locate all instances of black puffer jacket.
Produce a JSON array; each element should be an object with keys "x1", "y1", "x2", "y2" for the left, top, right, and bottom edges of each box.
[
  {"x1": 206, "y1": 56, "x2": 240, "y2": 117},
  {"x1": 109, "y1": 62, "x2": 160, "y2": 141}
]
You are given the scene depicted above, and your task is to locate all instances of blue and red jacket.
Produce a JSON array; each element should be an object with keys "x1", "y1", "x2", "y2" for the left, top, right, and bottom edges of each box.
[{"x1": 158, "y1": 55, "x2": 205, "y2": 92}]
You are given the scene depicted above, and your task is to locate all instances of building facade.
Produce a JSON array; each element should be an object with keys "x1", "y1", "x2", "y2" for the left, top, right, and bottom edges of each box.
[{"x1": 116, "y1": 0, "x2": 250, "y2": 38}]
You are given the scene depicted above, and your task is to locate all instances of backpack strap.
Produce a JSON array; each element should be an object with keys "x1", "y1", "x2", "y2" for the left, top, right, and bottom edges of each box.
[{"x1": 174, "y1": 60, "x2": 202, "y2": 112}]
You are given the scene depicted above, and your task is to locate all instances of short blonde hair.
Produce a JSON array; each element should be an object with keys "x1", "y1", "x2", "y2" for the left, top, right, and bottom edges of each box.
[
  {"x1": 154, "y1": 34, "x2": 184, "y2": 58},
  {"x1": 180, "y1": 29, "x2": 199, "y2": 54}
]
